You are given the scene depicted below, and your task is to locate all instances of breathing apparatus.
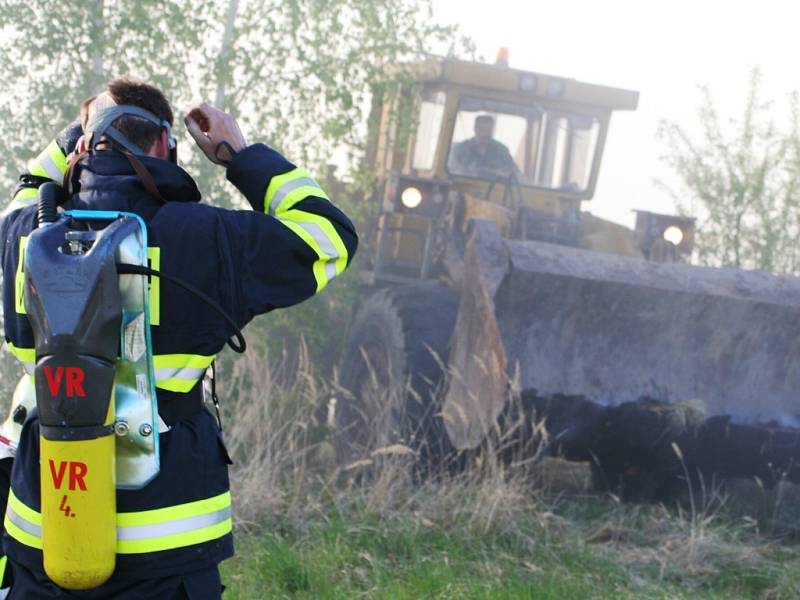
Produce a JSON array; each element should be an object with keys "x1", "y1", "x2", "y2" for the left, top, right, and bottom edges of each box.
[
  {"x1": 83, "y1": 91, "x2": 177, "y2": 163},
  {"x1": 14, "y1": 98, "x2": 246, "y2": 590}
]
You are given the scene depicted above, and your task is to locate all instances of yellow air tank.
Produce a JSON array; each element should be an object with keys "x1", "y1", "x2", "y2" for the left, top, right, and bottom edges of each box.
[{"x1": 39, "y1": 386, "x2": 117, "y2": 589}]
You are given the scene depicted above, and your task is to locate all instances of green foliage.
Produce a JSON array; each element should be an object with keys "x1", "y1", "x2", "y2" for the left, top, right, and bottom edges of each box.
[
  {"x1": 659, "y1": 68, "x2": 800, "y2": 273},
  {"x1": 0, "y1": 0, "x2": 469, "y2": 372}
]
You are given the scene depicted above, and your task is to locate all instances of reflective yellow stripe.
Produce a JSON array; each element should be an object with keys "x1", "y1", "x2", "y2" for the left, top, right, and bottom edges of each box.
[
  {"x1": 4, "y1": 513, "x2": 42, "y2": 549},
  {"x1": 0, "y1": 555, "x2": 7, "y2": 583},
  {"x1": 276, "y1": 208, "x2": 349, "y2": 293},
  {"x1": 117, "y1": 517, "x2": 232, "y2": 554},
  {"x1": 14, "y1": 188, "x2": 39, "y2": 206},
  {"x1": 8, "y1": 489, "x2": 41, "y2": 525},
  {"x1": 282, "y1": 209, "x2": 348, "y2": 276},
  {"x1": 153, "y1": 354, "x2": 215, "y2": 370},
  {"x1": 147, "y1": 247, "x2": 161, "y2": 326},
  {"x1": 6, "y1": 343, "x2": 35, "y2": 375},
  {"x1": 4, "y1": 187, "x2": 40, "y2": 216},
  {"x1": 14, "y1": 188, "x2": 39, "y2": 205},
  {"x1": 15, "y1": 236, "x2": 28, "y2": 314},
  {"x1": 4, "y1": 349, "x2": 213, "y2": 391},
  {"x1": 3, "y1": 188, "x2": 39, "y2": 216},
  {"x1": 27, "y1": 140, "x2": 67, "y2": 182},
  {"x1": 5, "y1": 489, "x2": 44, "y2": 549},
  {"x1": 265, "y1": 167, "x2": 329, "y2": 216},
  {"x1": 117, "y1": 491, "x2": 230, "y2": 526},
  {"x1": 278, "y1": 220, "x2": 330, "y2": 293},
  {"x1": 14, "y1": 187, "x2": 39, "y2": 201},
  {"x1": 6, "y1": 343, "x2": 34, "y2": 364},
  {"x1": 153, "y1": 353, "x2": 215, "y2": 393},
  {"x1": 5, "y1": 489, "x2": 232, "y2": 554}
]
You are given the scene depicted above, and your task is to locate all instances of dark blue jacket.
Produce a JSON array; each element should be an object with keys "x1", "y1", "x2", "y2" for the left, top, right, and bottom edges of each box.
[{"x1": 0, "y1": 142, "x2": 357, "y2": 582}]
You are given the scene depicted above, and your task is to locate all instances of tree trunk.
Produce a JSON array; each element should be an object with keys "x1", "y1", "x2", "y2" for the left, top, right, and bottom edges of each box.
[
  {"x1": 214, "y1": 0, "x2": 239, "y2": 108},
  {"x1": 89, "y1": 0, "x2": 106, "y2": 94}
]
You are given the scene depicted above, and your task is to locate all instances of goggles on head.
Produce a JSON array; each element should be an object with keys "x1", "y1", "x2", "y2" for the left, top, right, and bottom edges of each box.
[{"x1": 84, "y1": 93, "x2": 177, "y2": 163}]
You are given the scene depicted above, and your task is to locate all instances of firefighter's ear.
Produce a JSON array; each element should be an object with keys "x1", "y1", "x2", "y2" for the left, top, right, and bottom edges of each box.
[
  {"x1": 75, "y1": 135, "x2": 88, "y2": 154},
  {"x1": 146, "y1": 130, "x2": 170, "y2": 161}
]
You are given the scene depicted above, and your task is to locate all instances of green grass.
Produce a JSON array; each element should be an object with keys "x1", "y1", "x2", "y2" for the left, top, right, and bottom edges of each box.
[{"x1": 220, "y1": 495, "x2": 800, "y2": 599}]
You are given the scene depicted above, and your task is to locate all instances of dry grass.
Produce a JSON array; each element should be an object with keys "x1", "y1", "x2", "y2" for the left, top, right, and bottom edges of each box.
[{"x1": 219, "y1": 346, "x2": 800, "y2": 598}]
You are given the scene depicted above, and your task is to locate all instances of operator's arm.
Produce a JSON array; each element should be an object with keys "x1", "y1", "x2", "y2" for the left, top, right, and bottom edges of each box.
[{"x1": 3, "y1": 121, "x2": 82, "y2": 216}]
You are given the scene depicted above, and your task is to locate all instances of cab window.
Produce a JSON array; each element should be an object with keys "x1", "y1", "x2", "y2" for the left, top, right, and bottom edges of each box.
[{"x1": 411, "y1": 90, "x2": 446, "y2": 171}]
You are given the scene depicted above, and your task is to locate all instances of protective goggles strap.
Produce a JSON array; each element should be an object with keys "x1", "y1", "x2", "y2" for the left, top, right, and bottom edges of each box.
[{"x1": 86, "y1": 105, "x2": 176, "y2": 156}]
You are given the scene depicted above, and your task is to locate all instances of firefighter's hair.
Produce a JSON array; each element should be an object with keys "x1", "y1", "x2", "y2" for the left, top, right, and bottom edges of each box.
[
  {"x1": 475, "y1": 114, "x2": 495, "y2": 126},
  {"x1": 81, "y1": 78, "x2": 174, "y2": 152}
]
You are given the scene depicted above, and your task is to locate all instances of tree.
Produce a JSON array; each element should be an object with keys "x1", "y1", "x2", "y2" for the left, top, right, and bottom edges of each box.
[
  {"x1": 0, "y1": 0, "x2": 470, "y2": 396},
  {"x1": 658, "y1": 68, "x2": 800, "y2": 273}
]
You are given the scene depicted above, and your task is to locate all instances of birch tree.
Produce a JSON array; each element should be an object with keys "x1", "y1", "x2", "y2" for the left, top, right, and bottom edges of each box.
[{"x1": 0, "y1": 0, "x2": 468, "y2": 378}]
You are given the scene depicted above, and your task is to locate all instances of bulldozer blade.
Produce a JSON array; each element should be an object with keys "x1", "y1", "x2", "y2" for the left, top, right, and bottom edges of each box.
[{"x1": 443, "y1": 219, "x2": 800, "y2": 453}]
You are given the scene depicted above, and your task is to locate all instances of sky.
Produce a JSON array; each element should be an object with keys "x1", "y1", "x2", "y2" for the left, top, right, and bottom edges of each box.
[{"x1": 432, "y1": 0, "x2": 800, "y2": 226}]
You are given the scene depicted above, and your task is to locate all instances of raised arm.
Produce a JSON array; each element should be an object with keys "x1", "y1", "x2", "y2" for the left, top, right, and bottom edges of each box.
[{"x1": 185, "y1": 103, "x2": 358, "y2": 323}]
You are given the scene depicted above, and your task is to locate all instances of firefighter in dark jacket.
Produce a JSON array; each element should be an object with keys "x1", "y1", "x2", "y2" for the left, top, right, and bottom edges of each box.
[{"x1": 0, "y1": 78, "x2": 358, "y2": 598}]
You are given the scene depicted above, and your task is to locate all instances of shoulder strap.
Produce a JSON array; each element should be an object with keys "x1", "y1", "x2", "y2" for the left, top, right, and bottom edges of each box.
[{"x1": 121, "y1": 150, "x2": 167, "y2": 204}]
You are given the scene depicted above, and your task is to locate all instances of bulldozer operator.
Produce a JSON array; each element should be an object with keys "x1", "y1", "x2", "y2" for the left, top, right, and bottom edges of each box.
[
  {"x1": 0, "y1": 79, "x2": 357, "y2": 598},
  {"x1": 448, "y1": 114, "x2": 520, "y2": 179}
]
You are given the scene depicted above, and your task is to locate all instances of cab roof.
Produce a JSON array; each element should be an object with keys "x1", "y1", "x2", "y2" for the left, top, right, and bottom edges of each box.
[{"x1": 412, "y1": 57, "x2": 639, "y2": 111}]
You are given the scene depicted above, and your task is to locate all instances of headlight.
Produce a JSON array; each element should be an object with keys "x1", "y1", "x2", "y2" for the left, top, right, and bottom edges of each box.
[
  {"x1": 663, "y1": 225, "x2": 684, "y2": 246},
  {"x1": 401, "y1": 186, "x2": 423, "y2": 209}
]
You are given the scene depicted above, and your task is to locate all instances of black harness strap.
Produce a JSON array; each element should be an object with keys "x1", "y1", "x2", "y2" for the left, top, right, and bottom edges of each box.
[{"x1": 116, "y1": 263, "x2": 246, "y2": 353}]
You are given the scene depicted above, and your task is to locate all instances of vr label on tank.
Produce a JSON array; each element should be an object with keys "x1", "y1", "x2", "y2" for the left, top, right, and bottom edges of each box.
[
  {"x1": 48, "y1": 459, "x2": 88, "y2": 491},
  {"x1": 43, "y1": 366, "x2": 86, "y2": 398}
]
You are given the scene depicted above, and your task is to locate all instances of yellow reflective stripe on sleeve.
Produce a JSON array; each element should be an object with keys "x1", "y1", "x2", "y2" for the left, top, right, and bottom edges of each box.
[
  {"x1": 6, "y1": 343, "x2": 35, "y2": 375},
  {"x1": 277, "y1": 219, "x2": 330, "y2": 293},
  {"x1": 282, "y1": 210, "x2": 348, "y2": 276},
  {"x1": 13, "y1": 187, "x2": 39, "y2": 201},
  {"x1": 15, "y1": 236, "x2": 28, "y2": 314},
  {"x1": 265, "y1": 167, "x2": 329, "y2": 216},
  {"x1": 27, "y1": 140, "x2": 67, "y2": 182},
  {"x1": 277, "y1": 209, "x2": 349, "y2": 292},
  {"x1": 153, "y1": 353, "x2": 215, "y2": 393},
  {"x1": 0, "y1": 555, "x2": 7, "y2": 583},
  {"x1": 5, "y1": 489, "x2": 232, "y2": 554},
  {"x1": 147, "y1": 247, "x2": 161, "y2": 326}
]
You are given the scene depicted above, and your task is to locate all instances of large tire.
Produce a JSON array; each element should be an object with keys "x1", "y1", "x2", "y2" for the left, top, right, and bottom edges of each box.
[{"x1": 335, "y1": 283, "x2": 459, "y2": 467}]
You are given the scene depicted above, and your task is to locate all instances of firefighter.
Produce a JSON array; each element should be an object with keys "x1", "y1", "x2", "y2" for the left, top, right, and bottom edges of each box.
[{"x1": 0, "y1": 78, "x2": 358, "y2": 598}]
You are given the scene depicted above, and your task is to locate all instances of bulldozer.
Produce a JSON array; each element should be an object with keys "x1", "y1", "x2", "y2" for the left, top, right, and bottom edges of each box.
[{"x1": 335, "y1": 52, "x2": 800, "y2": 497}]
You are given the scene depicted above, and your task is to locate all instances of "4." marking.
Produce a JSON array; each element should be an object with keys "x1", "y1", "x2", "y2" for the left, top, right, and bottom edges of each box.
[{"x1": 58, "y1": 495, "x2": 75, "y2": 518}]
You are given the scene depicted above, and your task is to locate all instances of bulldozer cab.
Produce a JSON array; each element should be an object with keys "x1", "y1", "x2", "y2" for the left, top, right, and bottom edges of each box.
[{"x1": 365, "y1": 56, "x2": 648, "y2": 284}]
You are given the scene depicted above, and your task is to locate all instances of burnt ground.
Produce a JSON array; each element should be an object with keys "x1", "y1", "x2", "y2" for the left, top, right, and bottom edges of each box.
[{"x1": 495, "y1": 391, "x2": 800, "y2": 502}]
